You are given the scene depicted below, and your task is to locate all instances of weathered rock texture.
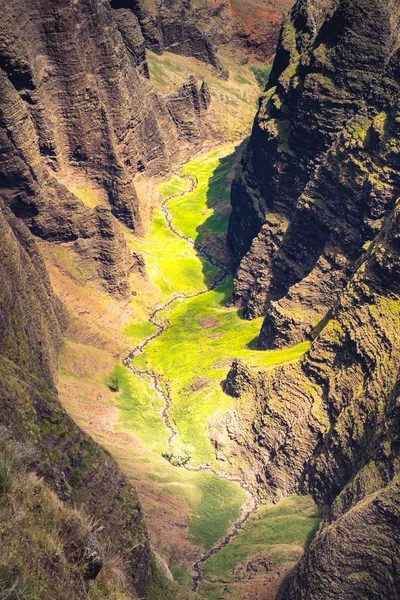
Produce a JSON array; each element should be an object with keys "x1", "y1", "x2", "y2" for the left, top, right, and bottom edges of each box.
[
  {"x1": 0, "y1": 200, "x2": 152, "y2": 597},
  {"x1": 192, "y1": 0, "x2": 294, "y2": 63},
  {"x1": 229, "y1": 0, "x2": 400, "y2": 348},
  {"x1": 166, "y1": 76, "x2": 212, "y2": 141},
  {"x1": 220, "y1": 0, "x2": 400, "y2": 597},
  {"x1": 114, "y1": 0, "x2": 228, "y2": 76},
  {"x1": 0, "y1": 0, "x2": 215, "y2": 298}
]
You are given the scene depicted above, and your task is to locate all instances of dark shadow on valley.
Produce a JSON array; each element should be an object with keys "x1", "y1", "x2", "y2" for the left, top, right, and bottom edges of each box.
[{"x1": 194, "y1": 137, "x2": 249, "y2": 300}]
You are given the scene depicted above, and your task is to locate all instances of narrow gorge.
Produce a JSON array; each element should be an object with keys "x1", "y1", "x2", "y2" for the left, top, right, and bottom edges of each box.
[{"x1": 0, "y1": 0, "x2": 399, "y2": 599}]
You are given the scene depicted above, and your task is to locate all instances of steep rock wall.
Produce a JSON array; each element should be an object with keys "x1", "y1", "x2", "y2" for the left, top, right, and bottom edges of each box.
[
  {"x1": 220, "y1": 1, "x2": 400, "y2": 597},
  {"x1": 228, "y1": 0, "x2": 400, "y2": 348},
  {"x1": 0, "y1": 0, "x2": 214, "y2": 298},
  {"x1": 0, "y1": 201, "x2": 152, "y2": 597},
  {"x1": 191, "y1": 0, "x2": 294, "y2": 63},
  {"x1": 220, "y1": 178, "x2": 400, "y2": 600}
]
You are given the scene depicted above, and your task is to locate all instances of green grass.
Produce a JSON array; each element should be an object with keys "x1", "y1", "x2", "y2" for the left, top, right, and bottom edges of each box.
[
  {"x1": 109, "y1": 363, "x2": 247, "y2": 550},
  {"x1": 110, "y1": 364, "x2": 169, "y2": 454},
  {"x1": 203, "y1": 495, "x2": 320, "y2": 582},
  {"x1": 159, "y1": 174, "x2": 192, "y2": 199},
  {"x1": 123, "y1": 321, "x2": 157, "y2": 345},
  {"x1": 70, "y1": 186, "x2": 101, "y2": 208},
  {"x1": 167, "y1": 145, "x2": 238, "y2": 249},
  {"x1": 128, "y1": 203, "x2": 219, "y2": 304},
  {"x1": 250, "y1": 65, "x2": 272, "y2": 90},
  {"x1": 171, "y1": 565, "x2": 192, "y2": 588},
  {"x1": 153, "y1": 464, "x2": 246, "y2": 550},
  {"x1": 187, "y1": 474, "x2": 246, "y2": 550},
  {"x1": 115, "y1": 144, "x2": 311, "y2": 578},
  {"x1": 132, "y1": 275, "x2": 309, "y2": 464}
]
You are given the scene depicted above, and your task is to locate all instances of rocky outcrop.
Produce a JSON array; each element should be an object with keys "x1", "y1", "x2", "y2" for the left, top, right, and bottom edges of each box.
[
  {"x1": 220, "y1": 1, "x2": 400, "y2": 597},
  {"x1": 220, "y1": 185, "x2": 400, "y2": 599},
  {"x1": 0, "y1": 200, "x2": 152, "y2": 597},
  {"x1": 192, "y1": 0, "x2": 294, "y2": 64},
  {"x1": 0, "y1": 0, "x2": 216, "y2": 298},
  {"x1": 228, "y1": 0, "x2": 400, "y2": 349},
  {"x1": 110, "y1": 0, "x2": 228, "y2": 76},
  {"x1": 158, "y1": 0, "x2": 228, "y2": 77},
  {"x1": 166, "y1": 76, "x2": 212, "y2": 141},
  {"x1": 114, "y1": 7, "x2": 150, "y2": 77}
]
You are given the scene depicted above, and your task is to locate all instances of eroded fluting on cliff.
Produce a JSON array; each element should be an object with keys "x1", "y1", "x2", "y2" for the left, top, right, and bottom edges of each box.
[
  {"x1": 229, "y1": 0, "x2": 400, "y2": 347},
  {"x1": 0, "y1": 0, "x2": 218, "y2": 299},
  {"x1": 221, "y1": 0, "x2": 400, "y2": 596},
  {"x1": 220, "y1": 176, "x2": 400, "y2": 599},
  {"x1": 0, "y1": 202, "x2": 153, "y2": 597}
]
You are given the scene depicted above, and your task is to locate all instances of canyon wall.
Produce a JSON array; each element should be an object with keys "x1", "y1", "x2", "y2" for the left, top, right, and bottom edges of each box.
[
  {"x1": 222, "y1": 0, "x2": 400, "y2": 597},
  {"x1": 0, "y1": 0, "x2": 225, "y2": 595},
  {"x1": 192, "y1": 0, "x2": 294, "y2": 63},
  {"x1": 0, "y1": 0, "x2": 218, "y2": 300},
  {"x1": 0, "y1": 202, "x2": 154, "y2": 597}
]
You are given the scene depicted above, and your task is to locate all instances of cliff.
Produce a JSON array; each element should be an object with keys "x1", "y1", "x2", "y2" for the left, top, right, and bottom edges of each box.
[
  {"x1": 229, "y1": 0, "x2": 400, "y2": 347},
  {"x1": 221, "y1": 0, "x2": 400, "y2": 597},
  {"x1": 191, "y1": 0, "x2": 294, "y2": 64},
  {"x1": 0, "y1": 0, "x2": 219, "y2": 300},
  {"x1": 0, "y1": 202, "x2": 155, "y2": 598}
]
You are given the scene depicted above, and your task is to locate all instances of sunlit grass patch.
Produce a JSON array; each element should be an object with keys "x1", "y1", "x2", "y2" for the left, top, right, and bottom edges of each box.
[
  {"x1": 109, "y1": 364, "x2": 247, "y2": 551},
  {"x1": 123, "y1": 320, "x2": 157, "y2": 344},
  {"x1": 132, "y1": 276, "x2": 309, "y2": 464},
  {"x1": 168, "y1": 144, "x2": 238, "y2": 252},
  {"x1": 129, "y1": 205, "x2": 219, "y2": 302},
  {"x1": 110, "y1": 364, "x2": 169, "y2": 454},
  {"x1": 159, "y1": 174, "x2": 191, "y2": 200},
  {"x1": 70, "y1": 186, "x2": 101, "y2": 208},
  {"x1": 203, "y1": 495, "x2": 320, "y2": 581}
]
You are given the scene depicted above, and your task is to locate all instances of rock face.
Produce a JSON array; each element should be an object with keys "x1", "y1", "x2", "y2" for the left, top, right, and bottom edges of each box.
[
  {"x1": 220, "y1": 1, "x2": 400, "y2": 597},
  {"x1": 192, "y1": 0, "x2": 294, "y2": 63},
  {"x1": 221, "y1": 186, "x2": 400, "y2": 600},
  {"x1": 0, "y1": 0, "x2": 216, "y2": 298},
  {"x1": 110, "y1": 0, "x2": 228, "y2": 75},
  {"x1": 158, "y1": 0, "x2": 228, "y2": 77},
  {"x1": 229, "y1": 0, "x2": 400, "y2": 348},
  {"x1": 166, "y1": 76, "x2": 211, "y2": 141},
  {"x1": 0, "y1": 202, "x2": 153, "y2": 596}
]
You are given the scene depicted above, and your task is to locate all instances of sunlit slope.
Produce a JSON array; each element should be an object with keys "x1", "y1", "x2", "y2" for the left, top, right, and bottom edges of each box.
[{"x1": 128, "y1": 143, "x2": 310, "y2": 465}]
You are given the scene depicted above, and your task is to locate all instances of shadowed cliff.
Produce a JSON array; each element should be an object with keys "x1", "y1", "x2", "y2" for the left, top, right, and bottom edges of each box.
[{"x1": 221, "y1": 0, "x2": 400, "y2": 597}]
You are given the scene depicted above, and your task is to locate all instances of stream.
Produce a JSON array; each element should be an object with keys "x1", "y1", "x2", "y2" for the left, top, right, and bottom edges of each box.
[{"x1": 122, "y1": 162, "x2": 259, "y2": 592}]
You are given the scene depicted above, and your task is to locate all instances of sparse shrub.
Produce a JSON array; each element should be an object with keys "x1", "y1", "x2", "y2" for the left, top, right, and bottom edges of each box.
[
  {"x1": 162, "y1": 444, "x2": 192, "y2": 467},
  {"x1": 0, "y1": 454, "x2": 13, "y2": 495},
  {"x1": 250, "y1": 65, "x2": 272, "y2": 90},
  {"x1": 107, "y1": 373, "x2": 120, "y2": 393},
  {"x1": 0, "y1": 566, "x2": 36, "y2": 600}
]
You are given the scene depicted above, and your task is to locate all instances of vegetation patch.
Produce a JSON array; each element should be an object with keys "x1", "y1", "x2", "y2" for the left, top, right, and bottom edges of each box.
[
  {"x1": 146, "y1": 49, "x2": 261, "y2": 139},
  {"x1": 113, "y1": 144, "x2": 311, "y2": 590},
  {"x1": 0, "y1": 431, "x2": 132, "y2": 600},
  {"x1": 202, "y1": 495, "x2": 320, "y2": 582},
  {"x1": 250, "y1": 65, "x2": 272, "y2": 90}
]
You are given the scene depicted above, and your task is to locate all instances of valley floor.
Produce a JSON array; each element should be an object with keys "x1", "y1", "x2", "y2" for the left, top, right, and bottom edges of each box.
[{"x1": 54, "y1": 142, "x2": 319, "y2": 599}]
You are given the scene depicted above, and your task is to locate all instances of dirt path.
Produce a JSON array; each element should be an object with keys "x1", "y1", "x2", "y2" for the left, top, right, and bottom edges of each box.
[{"x1": 122, "y1": 161, "x2": 259, "y2": 592}]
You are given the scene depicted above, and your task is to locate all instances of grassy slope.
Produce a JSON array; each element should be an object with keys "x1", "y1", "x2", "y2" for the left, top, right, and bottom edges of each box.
[
  {"x1": 54, "y1": 141, "x2": 314, "y2": 599},
  {"x1": 146, "y1": 50, "x2": 260, "y2": 140},
  {"x1": 202, "y1": 495, "x2": 320, "y2": 582},
  {"x1": 0, "y1": 435, "x2": 133, "y2": 600}
]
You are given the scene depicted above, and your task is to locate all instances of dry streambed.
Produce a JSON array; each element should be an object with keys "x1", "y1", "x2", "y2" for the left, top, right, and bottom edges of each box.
[{"x1": 123, "y1": 167, "x2": 259, "y2": 590}]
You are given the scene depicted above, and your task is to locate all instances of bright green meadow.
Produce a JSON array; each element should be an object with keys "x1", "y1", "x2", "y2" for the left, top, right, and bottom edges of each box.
[{"x1": 111, "y1": 143, "x2": 313, "y2": 592}]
